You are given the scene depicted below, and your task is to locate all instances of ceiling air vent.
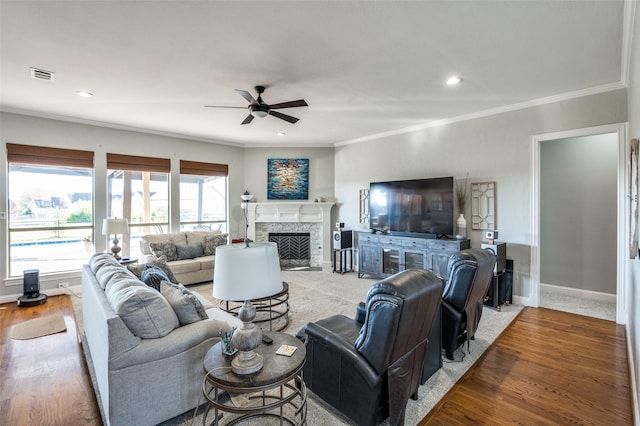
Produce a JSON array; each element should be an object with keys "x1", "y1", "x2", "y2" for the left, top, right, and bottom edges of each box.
[{"x1": 30, "y1": 67, "x2": 54, "y2": 81}]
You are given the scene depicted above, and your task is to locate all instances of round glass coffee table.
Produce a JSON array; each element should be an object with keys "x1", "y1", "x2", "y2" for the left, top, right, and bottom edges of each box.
[
  {"x1": 220, "y1": 282, "x2": 289, "y2": 331},
  {"x1": 202, "y1": 332, "x2": 306, "y2": 425}
]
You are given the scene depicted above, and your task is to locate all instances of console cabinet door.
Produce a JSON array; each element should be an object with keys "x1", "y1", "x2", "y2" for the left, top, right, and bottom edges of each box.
[{"x1": 358, "y1": 243, "x2": 380, "y2": 277}]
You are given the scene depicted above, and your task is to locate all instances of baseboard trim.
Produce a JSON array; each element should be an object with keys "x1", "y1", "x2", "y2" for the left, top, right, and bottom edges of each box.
[
  {"x1": 0, "y1": 286, "x2": 81, "y2": 305},
  {"x1": 540, "y1": 283, "x2": 616, "y2": 303}
]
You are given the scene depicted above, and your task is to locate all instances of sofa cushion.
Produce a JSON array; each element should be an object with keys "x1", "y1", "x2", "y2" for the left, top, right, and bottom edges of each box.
[
  {"x1": 96, "y1": 265, "x2": 137, "y2": 290},
  {"x1": 150, "y1": 241, "x2": 178, "y2": 262},
  {"x1": 185, "y1": 230, "x2": 221, "y2": 248},
  {"x1": 199, "y1": 255, "x2": 215, "y2": 271},
  {"x1": 166, "y1": 259, "x2": 202, "y2": 275},
  {"x1": 89, "y1": 253, "x2": 121, "y2": 274},
  {"x1": 128, "y1": 256, "x2": 179, "y2": 284},
  {"x1": 106, "y1": 279, "x2": 179, "y2": 339},
  {"x1": 176, "y1": 243, "x2": 204, "y2": 260},
  {"x1": 159, "y1": 281, "x2": 209, "y2": 325},
  {"x1": 141, "y1": 266, "x2": 172, "y2": 291},
  {"x1": 203, "y1": 233, "x2": 228, "y2": 256}
]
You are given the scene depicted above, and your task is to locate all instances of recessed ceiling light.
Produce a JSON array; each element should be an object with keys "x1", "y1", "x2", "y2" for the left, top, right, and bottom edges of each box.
[
  {"x1": 446, "y1": 76, "x2": 463, "y2": 86},
  {"x1": 277, "y1": 132, "x2": 286, "y2": 136},
  {"x1": 76, "y1": 91, "x2": 94, "y2": 98}
]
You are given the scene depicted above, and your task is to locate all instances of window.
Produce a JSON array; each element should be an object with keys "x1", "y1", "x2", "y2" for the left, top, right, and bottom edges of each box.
[
  {"x1": 107, "y1": 153, "x2": 170, "y2": 258},
  {"x1": 7, "y1": 144, "x2": 93, "y2": 277},
  {"x1": 179, "y1": 160, "x2": 228, "y2": 232}
]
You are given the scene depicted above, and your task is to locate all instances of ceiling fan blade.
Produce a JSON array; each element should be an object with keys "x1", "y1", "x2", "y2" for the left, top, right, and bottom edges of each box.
[
  {"x1": 269, "y1": 99, "x2": 308, "y2": 109},
  {"x1": 204, "y1": 105, "x2": 247, "y2": 109},
  {"x1": 236, "y1": 89, "x2": 257, "y2": 104},
  {"x1": 241, "y1": 114, "x2": 254, "y2": 125},
  {"x1": 269, "y1": 110, "x2": 299, "y2": 124}
]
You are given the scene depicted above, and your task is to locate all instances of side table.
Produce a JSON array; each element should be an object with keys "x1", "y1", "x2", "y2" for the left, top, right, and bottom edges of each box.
[{"x1": 202, "y1": 332, "x2": 307, "y2": 425}]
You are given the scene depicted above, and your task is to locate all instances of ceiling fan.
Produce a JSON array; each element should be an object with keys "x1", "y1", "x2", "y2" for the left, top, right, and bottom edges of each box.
[{"x1": 205, "y1": 85, "x2": 308, "y2": 125}]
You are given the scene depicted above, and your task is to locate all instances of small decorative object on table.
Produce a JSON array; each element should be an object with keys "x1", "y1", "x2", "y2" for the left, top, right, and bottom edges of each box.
[
  {"x1": 276, "y1": 344, "x2": 297, "y2": 357},
  {"x1": 220, "y1": 329, "x2": 237, "y2": 356}
]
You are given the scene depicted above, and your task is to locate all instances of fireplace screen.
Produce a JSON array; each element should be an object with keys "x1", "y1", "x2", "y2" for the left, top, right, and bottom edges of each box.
[{"x1": 269, "y1": 233, "x2": 311, "y2": 268}]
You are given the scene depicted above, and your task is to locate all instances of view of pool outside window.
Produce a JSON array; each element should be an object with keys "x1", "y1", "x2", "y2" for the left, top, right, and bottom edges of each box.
[{"x1": 8, "y1": 163, "x2": 94, "y2": 277}]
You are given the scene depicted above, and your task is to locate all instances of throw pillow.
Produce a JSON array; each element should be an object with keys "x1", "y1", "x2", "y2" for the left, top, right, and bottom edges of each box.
[
  {"x1": 203, "y1": 233, "x2": 228, "y2": 256},
  {"x1": 127, "y1": 255, "x2": 180, "y2": 284},
  {"x1": 150, "y1": 241, "x2": 178, "y2": 262},
  {"x1": 106, "y1": 281, "x2": 179, "y2": 339},
  {"x1": 141, "y1": 266, "x2": 171, "y2": 291},
  {"x1": 159, "y1": 281, "x2": 209, "y2": 325},
  {"x1": 176, "y1": 243, "x2": 204, "y2": 260}
]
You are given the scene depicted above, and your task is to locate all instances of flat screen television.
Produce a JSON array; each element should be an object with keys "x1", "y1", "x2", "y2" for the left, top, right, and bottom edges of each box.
[{"x1": 369, "y1": 176, "x2": 454, "y2": 238}]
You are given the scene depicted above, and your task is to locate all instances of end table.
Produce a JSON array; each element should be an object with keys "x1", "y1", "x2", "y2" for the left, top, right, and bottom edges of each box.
[{"x1": 202, "y1": 332, "x2": 307, "y2": 425}]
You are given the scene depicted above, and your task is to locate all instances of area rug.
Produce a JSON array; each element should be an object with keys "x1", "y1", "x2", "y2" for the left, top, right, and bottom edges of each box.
[
  {"x1": 71, "y1": 269, "x2": 523, "y2": 425},
  {"x1": 10, "y1": 314, "x2": 67, "y2": 340}
]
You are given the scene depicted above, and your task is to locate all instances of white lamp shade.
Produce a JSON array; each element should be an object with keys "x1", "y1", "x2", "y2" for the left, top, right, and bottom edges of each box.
[
  {"x1": 102, "y1": 218, "x2": 129, "y2": 235},
  {"x1": 213, "y1": 242, "x2": 283, "y2": 301}
]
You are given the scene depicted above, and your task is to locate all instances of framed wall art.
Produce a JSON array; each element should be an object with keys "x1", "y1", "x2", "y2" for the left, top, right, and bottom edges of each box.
[
  {"x1": 267, "y1": 158, "x2": 309, "y2": 200},
  {"x1": 471, "y1": 181, "x2": 496, "y2": 230},
  {"x1": 629, "y1": 138, "x2": 639, "y2": 259}
]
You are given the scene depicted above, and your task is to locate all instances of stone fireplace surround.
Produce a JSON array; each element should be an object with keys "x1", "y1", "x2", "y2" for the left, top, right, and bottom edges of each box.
[{"x1": 246, "y1": 202, "x2": 335, "y2": 268}]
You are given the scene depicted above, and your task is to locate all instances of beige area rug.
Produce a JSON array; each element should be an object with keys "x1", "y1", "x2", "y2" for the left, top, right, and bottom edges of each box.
[
  {"x1": 10, "y1": 314, "x2": 67, "y2": 340},
  {"x1": 71, "y1": 269, "x2": 524, "y2": 425}
]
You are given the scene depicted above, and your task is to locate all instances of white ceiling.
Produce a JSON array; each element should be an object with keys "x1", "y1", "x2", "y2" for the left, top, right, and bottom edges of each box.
[{"x1": 0, "y1": 1, "x2": 629, "y2": 148}]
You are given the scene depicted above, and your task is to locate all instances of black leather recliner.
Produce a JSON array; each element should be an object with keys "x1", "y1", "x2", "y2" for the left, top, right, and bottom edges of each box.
[
  {"x1": 441, "y1": 248, "x2": 497, "y2": 360},
  {"x1": 300, "y1": 269, "x2": 443, "y2": 426}
]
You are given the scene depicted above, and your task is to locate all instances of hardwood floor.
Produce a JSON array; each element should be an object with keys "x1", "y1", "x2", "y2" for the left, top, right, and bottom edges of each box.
[
  {"x1": 0, "y1": 298, "x2": 632, "y2": 425},
  {"x1": 0, "y1": 295, "x2": 101, "y2": 425},
  {"x1": 419, "y1": 307, "x2": 632, "y2": 425}
]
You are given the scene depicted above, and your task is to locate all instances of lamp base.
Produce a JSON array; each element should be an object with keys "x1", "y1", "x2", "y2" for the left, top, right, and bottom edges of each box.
[
  {"x1": 230, "y1": 300, "x2": 264, "y2": 375},
  {"x1": 231, "y1": 351, "x2": 264, "y2": 375}
]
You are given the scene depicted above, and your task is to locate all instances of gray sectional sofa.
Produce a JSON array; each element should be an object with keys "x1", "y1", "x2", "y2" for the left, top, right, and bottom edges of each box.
[
  {"x1": 139, "y1": 230, "x2": 228, "y2": 285},
  {"x1": 82, "y1": 253, "x2": 241, "y2": 426}
]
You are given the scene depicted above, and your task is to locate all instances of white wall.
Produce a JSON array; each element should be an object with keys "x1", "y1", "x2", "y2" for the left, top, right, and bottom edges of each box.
[
  {"x1": 0, "y1": 112, "x2": 245, "y2": 298},
  {"x1": 540, "y1": 134, "x2": 618, "y2": 293},
  {"x1": 333, "y1": 89, "x2": 627, "y2": 302}
]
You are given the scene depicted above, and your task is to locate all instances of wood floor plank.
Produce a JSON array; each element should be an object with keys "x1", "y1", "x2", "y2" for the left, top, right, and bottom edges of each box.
[
  {"x1": 0, "y1": 295, "x2": 101, "y2": 425},
  {"x1": 419, "y1": 307, "x2": 632, "y2": 425}
]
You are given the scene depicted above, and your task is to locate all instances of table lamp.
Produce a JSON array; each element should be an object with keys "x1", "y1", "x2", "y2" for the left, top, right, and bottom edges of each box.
[
  {"x1": 213, "y1": 242, "x2": 283, "y2": 375},
  {"x1": 102, "y1": 218, "x2": 129, "y2": 260}
]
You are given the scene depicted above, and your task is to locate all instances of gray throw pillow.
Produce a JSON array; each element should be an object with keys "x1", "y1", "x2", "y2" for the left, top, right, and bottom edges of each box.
[
  {"x1": 106, "y1": 281, "x2": 180, "y2": 339},
  {"x1": 203, "y1": 233, "x2": 228, "y2": 256},
  {"x1": 150, "y1": 241, "x2": 178, "y2": 262},
  {"x1": 159, "y1": 281, "x2": 209, "y2": 326},
  {"x1": 176, "y1": 243, "x2": 204, "y2": 260}
]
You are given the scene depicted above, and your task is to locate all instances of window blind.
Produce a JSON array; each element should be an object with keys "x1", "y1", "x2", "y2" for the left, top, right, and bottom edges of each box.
[
  {"x1": 180, "y1": 160, "x2": 228, "y2": 177},
  {"x1": 7, "y1": 143, "x2": 94, "y2": 168},
  {"x1": 107, "y1": 153, "x2": 170, "y2": 173}
]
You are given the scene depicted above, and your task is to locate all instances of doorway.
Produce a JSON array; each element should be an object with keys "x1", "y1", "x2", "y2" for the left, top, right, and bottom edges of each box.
[{"x1": 530, "y1": 123, "x2": 627, "y2": 324}]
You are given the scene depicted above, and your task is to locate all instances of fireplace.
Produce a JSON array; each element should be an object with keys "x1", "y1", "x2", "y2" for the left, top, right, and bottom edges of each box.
[
  {"x1": 247, "y1": 202, "x2": 334, "y2": 268},
  {"x1": 269, "y1": 233, "x2": 311, "y2": 268}
]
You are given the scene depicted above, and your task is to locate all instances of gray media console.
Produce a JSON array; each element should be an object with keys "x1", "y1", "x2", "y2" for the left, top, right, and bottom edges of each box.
[{"x1": 357, "y1": 231, "x2": 470, "y2": 279}]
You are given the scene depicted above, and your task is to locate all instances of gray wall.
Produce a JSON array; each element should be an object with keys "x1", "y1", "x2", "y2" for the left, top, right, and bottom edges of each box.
[
  {"x1": 334, "y1": 89, "x2": 627, "y2": 301},
  {"x1": 540, "y1": 134, "x2": 617, "y2": 293},
  {"x1": 626, "y1": 1, "x2": 640, "y2": 420}
]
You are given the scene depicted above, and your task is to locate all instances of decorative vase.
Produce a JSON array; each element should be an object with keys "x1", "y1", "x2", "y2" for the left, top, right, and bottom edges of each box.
[{"x1": 456, "y1": 213, "x2": 467, "y2": 239}]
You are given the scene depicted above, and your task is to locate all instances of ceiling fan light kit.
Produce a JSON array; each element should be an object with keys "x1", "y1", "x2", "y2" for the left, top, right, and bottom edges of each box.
[{"x1": 206, "y1": 85, "x2": 308, "y2": 125}]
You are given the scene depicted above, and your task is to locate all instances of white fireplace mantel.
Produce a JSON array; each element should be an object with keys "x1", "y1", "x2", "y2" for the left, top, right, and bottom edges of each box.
[{"x1": 247, "y1": 202, "x2": 335, "y2": 266}]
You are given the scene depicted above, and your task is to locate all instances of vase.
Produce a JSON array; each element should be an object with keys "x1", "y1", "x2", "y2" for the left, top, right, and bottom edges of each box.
[{"x1": 456, "y1": 213, "x2": 467, "y2": 239}]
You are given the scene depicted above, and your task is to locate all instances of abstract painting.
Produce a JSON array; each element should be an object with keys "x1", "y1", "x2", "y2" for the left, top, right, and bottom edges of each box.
[{"x1": 267, "y1": 158, "x2": 309, "y2": 200}]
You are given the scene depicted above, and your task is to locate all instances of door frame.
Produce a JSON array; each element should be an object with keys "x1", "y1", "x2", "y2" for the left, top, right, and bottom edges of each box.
[{"x1": 530, "y1": 123, "x2": 627, "y2": 324}]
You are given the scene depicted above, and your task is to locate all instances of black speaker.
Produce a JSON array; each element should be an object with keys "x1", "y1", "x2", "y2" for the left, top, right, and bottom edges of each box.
[
  {"x1": 333, "y1": 230, "x2": 352, "y2": 250},
  {"x1": 481, "y1": 242, "x2": 507, "y2": 274}
]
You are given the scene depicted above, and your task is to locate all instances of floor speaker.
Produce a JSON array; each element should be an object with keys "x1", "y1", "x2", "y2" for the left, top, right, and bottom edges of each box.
[{"x1": 333, "y1": 230, "x2": 353, "y2": 250}]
